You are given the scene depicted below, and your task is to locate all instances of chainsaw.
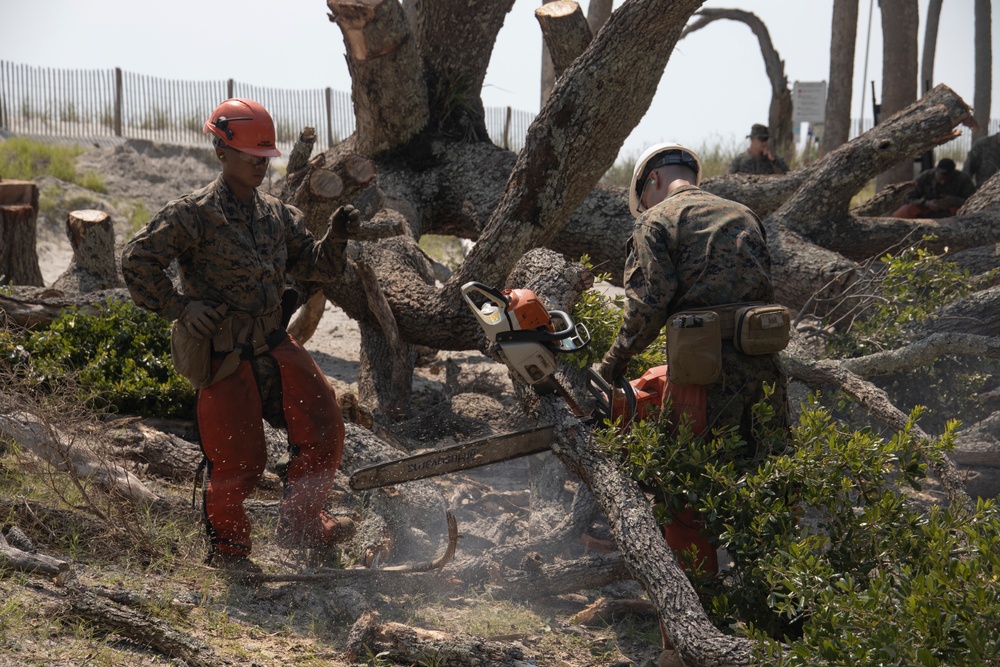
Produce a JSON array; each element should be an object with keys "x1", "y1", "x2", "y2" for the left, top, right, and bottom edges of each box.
[{"x1": 348, "y1": 281, "x2": 669, "y2": 491}]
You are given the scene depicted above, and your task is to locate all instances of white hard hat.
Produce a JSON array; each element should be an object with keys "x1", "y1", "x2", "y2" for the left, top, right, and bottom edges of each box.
[{"x1": 628, "y1": 143, "x2": 703, "y2": 217}]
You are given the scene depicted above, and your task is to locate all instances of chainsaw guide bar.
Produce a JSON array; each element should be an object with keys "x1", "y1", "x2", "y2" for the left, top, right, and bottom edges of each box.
[{"x1": 348, "y1": 425, "x2": 556, "y2": 490}]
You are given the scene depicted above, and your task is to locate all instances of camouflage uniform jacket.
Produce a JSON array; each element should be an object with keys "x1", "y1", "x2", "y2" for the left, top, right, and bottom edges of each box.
[
  {"x1": 963, "y1": 135, "x2": 1000, "y2": 188},
  {"x1": 903, "y1": 168, "x2": 976, "y2": 206},
  {"x1": 609, "y1": 184, "x2": 786, "y2": 439},
  {"x1": 609, "y1": 184, "x2": 775, "y2": 362},
  {"x1": 121, "y1": 175, "x2": 347, "y2": 322},
  {"x1": 728, "y1": 151, "x2": 789, "y2": 175}
]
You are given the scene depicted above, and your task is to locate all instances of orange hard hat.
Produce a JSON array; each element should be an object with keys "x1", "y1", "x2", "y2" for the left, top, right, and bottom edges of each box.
[{"x1": 203, "y1": 98, "x2": 281, "y2": 157}]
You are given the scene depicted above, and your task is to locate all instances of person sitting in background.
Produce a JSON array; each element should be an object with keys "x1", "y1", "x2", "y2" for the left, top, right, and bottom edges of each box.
[
  {"x1": 891, "y1": 158, "x2": 976, "y2": 219},
  {"x1": 963, "y1": 132, "x2": 1000, "y2": 188},
  {"x1": 728, "y1": 124, "x2": 789, "y2": 175}
]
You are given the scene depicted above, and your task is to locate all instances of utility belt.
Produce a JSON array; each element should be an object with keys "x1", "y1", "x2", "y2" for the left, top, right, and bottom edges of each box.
[
  {"x1": 666, "y1": 302, "x2": 790, "y2": 386},
  {"x1": 171, "y1": 306, "x2": 284, "y2": 389}
]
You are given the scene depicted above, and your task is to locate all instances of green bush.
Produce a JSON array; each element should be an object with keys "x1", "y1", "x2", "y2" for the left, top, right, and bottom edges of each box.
[
  {"x1": 1, "y1": 299, "x2": 194, "y2": 418},
  {"x1": 581, "y1": 253, "x2": 998, "y2": 662},
  {"x1": 826, "y1": 239, "x2": 998, "y2": 433},
  {"x1": 596, "y1": 395, "x2": 1000, "y2": 664},
  {"x1": 570, "y1": 261, "x2": 664, "y2": 375}
]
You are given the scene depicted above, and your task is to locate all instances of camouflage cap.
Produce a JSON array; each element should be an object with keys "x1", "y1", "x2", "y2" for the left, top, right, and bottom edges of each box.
[{"x1": 748, "y1": 124, "x2": 770, "y2": 140}]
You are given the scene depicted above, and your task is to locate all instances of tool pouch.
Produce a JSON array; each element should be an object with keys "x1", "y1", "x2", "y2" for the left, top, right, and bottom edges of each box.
[
  {"x1": 666, "y1": 311, "x2": 722, "y2": 385},
  {"x1": 733, "y1": 304, "x2": 791, "y2": 355},
  {"x1": 170, "y1": 321, "x2": 216, "y2": 389}
]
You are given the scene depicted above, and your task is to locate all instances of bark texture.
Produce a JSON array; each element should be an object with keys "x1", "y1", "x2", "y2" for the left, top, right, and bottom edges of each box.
[{"x1": 821, "y1": 0, "x2": 859, "y2": 154}]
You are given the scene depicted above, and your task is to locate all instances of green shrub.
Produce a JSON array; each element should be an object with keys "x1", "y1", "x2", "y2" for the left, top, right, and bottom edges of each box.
[
  {"x1": 826, "y1": 238, "x2": 998, "y2": 433},
  {"x1": 570, "y1": 260, "x2": 664, "y2": 375},
  {"x1": 596, "y1": 394, "x2": 1000, "y2": 663},
  {"x1": 2, "y1": 299, "x2": 194, "y2": 418}
]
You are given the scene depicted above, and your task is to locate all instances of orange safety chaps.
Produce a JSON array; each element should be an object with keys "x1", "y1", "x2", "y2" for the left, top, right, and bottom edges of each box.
[
  {"x1": 656, "y1": 377, "x2": 719, "y2": 575},
  {"x1": 197, "y1": 335, "x2": 344, "y2": 557}
]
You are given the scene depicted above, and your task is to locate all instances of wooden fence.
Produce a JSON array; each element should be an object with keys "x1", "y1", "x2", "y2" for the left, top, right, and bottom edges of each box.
[
  {"x1": 0, "y1": 61, "x2": 535, "y2": 155},
  {"x1": 2, "y1": 61, "x2": 993, "y2": 161}
]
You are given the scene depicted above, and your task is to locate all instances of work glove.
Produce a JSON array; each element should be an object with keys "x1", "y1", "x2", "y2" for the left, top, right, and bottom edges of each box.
[
  {"x1": 180, "y1": 301, "x2": 226, "y2": 340},
  {"x1": 329, "y1": 204, "x2": 362, "y2": 241},
  {"x1": 597, "y1": 351, "x2": 629, "y2": 383}
]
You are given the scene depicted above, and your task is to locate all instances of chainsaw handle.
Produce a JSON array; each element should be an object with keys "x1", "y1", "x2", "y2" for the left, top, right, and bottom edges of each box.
[
  {"x1": 461, "y1": 281, "x2": 513, "y2": 338},
  {"x1": 586, "y1": 368, "x2": 637, "y2": 426},
  {"x1": 494, "y1": 310, "x2": 590, "y2": 352}
]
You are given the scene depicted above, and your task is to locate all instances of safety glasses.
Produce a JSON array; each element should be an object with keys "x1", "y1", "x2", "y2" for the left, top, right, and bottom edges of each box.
[{"x1": 229, "y1": 148, "x2": 270, "y2": 167}]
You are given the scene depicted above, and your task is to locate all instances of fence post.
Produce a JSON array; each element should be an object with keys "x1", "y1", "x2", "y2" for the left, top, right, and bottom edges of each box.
[
  {"x1": 227, "y1": 79, "x2": 234, "y2": 99},
  {"x1": 114, "y1": 67, "x2": 123, "y2": 137},
  {"x1": 326, "y1": 87, "x2": 334, "y2": 149},
  {"x1": 503, "y1": 106, "x2": 512, "y2": 151}
]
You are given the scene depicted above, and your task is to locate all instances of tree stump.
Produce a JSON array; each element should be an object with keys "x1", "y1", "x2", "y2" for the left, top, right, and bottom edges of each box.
[
  {"x1": 51, "y1": 209, "x2": 123, "y2": 293},
  {"x1": 0, "y1": 179, "x2": 44, "y2": 287}
]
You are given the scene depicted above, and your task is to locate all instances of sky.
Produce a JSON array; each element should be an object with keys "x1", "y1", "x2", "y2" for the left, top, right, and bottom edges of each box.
[{"x1": 2, "y1": 0, "x2": 997, "y2": 162}]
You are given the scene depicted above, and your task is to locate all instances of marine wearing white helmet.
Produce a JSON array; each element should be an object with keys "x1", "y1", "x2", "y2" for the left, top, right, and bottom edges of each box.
[{"x1": 628, "y1": 142, "x2": 703, "y2": 218}]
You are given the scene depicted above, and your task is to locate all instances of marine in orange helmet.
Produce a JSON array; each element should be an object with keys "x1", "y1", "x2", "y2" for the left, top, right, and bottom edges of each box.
[{"x1": 121, "y1": 98, "x2": 361, "y2": 573}]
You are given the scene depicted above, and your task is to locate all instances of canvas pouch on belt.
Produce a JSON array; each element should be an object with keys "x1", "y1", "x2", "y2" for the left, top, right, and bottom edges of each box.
[
  {"x1": 170, "y1": 304, "x2": 228, "y2": 390},
  {"x1": 733, "y1": 304, "x2": 791, "y2": 355},
  {"x1": 171, "y1": 306, "x2": 282, "y2": 389},
  {"x1": 666, "y1": 311, "x2": 722, "y2": 385}
]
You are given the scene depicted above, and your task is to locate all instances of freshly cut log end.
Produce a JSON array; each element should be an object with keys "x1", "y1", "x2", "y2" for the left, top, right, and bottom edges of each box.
[{"x1": 536, "y1": 0, "x2": 581, "y2": 19}]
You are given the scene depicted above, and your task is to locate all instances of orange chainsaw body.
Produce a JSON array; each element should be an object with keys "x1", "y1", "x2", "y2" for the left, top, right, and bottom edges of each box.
[{"x1": 503, "y1": 288, "x2": 554, "y2": 332}]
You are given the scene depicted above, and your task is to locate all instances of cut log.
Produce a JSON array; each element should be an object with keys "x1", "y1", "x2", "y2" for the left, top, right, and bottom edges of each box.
[
  {"x1": 570, "y1": 596, "x2": 658, "y2": 625},
  {"x1": 66, "y1": 585, "x2": 226, "y2": 667},
  {"x1": 51, "y1": 209, "x2": 123, "y2": 293},
  {"x1": 0, "y1": 532, "x2": 70, "y2": 577},
  {"x1": 107, "y1": 421, "x2": 203, "y2": 481},
  {"x1": 0, "y1": 286, "x2": 131, "y2": 328},
  {"x1": 0, "y1": 179, "x2": 44, "y2": 287},
  {"x1": 536, "y1": 1, "x2": 593, "y2": 77},
  {"x1": 0, "y1": 411, "x2": 159, "y2": 506},
  {"x1": 345, "y1": 610, "x2": 532, "y2": 666}
]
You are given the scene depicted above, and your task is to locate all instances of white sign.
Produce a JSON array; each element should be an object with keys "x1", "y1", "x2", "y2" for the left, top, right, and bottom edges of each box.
[{"x1": 792, "y1": 81, "x2": 827, "y2": 124}]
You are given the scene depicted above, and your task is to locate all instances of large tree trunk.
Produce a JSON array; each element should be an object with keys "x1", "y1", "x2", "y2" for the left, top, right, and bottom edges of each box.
[
  {"x1": 973, "y1": 0, "x2": 993, "y2": 141},
  {"x1": 405, "y1": 0, "x2": 515, "y2": 141},
  {"x1": 920, "y1": 0, "x2": 942, "y2": 93},
  {"x1": 821, "y1": 0, "x2": 858, "y2": 154},
  {"x1": 875, "y1": 0, "x2": 919, "y2": 189},
  {"x1": 681, "y1": 9, "x2": 793, "y2": 160},
  {"x1": 328, "y1": 0, "x2": 430, "y2": 156}
]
